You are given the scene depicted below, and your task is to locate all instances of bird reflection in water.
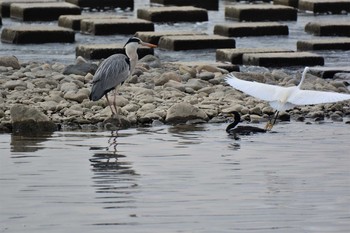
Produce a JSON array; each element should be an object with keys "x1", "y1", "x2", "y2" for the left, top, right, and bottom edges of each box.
[{"x1": 89, "y1": 131, "x2": 138, "y2": 216}]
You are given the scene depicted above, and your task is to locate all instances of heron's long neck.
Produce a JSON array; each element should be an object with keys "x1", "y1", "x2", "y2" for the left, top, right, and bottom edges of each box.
[
  {"x1": 126, "y1": 46, "x2": 138, "y2": 73},
  {"x1": 226, "y1": 112, "x2": 240, "y2": 133}
]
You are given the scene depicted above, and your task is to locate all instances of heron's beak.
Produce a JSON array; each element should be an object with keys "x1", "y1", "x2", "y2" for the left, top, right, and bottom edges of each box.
[{"x1": 141, "y1": 41, "x2": 157, "y2": 48}]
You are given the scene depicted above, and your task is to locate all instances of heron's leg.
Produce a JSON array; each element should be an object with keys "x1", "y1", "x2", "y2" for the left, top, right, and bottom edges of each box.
[
  {"x1": 113, "y1": 86, "x2": 120, "y2": 115},
  {"x1": 105, "y1": 94, "x2": 116, "y2": 115}
]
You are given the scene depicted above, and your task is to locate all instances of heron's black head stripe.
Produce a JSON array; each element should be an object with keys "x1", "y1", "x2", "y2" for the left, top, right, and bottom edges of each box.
[{"x1": 124, "y1": 37, "x2": 141, "y2": 47}]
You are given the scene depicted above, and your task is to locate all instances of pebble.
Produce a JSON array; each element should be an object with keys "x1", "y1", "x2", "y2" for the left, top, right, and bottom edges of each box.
[{"x1": 0, "y1": 59, "x2": 349, "y2": 132}]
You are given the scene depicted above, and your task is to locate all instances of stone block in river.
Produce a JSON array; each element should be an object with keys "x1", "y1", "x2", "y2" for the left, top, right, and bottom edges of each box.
[
  {"x1": 298, "y1": 0, "x2": 350, "y2": 14},
  {"x1": 65, "y1": 0, "x2": 134, "y2": 10},
  {"x1": 309, "y1": 66, "x2": 350, "y2": 79},
  {"x1": 214, "y1": 22, "x2": 289, "y2": 37},
  {"x1": 76, "y1": 43, "x2": 155, "y2": 60},
  {"x1": 10, "y1": 2, "x2": 81, "y2": 21},
  {"x1": 242, "y1": 52, "x2": 324, "y2": 67},
  {"x1": 225, "y1": 4, "x2": 297, "y2": 21},
  {"x1": 216, "y1": 48, "x2": 293, "y2": 64},
  {"x1": 305, "y1": 21, "x2": 350, "y2": 36},
  {"x1": 0, "y1": 0, "x2": 57, "y2": 17},
  {"x1": 58, "y1": 14, "x2": 127, "y2": 30},
  {"x1": 80, "y1": 18, "x2": 154, "y2": 35},
  {"x1": 1, "y1": 25, "x2": 75, "y2": 44},
  {"x1": 273, "y1": 0, "x2": 299, "y2": 8},
  {"x1": 134, "y1": 31, "x2": 207, "y2": 45},
  {"x1": 150, "y1": 0, "x2": 218, "y2": 10},
  {"x1": 297, "y1": 38, "x2": 350, "y2": 51},
  {"x1": 137, "y1": 6, "x2": 208, "y2": 22},
  {"x1": 158, "y1": 35, "x2": 235, "y2": 51}
]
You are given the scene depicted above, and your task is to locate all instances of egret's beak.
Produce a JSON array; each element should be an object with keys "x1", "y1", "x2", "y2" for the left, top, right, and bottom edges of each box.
[{"x1": 141, "y1": 41, "x2": 157, "y2": 48}]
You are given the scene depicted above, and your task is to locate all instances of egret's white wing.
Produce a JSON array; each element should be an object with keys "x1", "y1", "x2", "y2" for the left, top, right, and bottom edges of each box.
[
  {"x1": 225, "y1": 74, "x2": 287, "y2": 102},
  {"x1": 289, "y1": 89, "x2": 350, "y2": 105}
]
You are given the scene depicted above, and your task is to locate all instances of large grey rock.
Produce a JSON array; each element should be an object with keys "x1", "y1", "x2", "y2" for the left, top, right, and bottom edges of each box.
[
  {"x1": 298, "y1": 0, "x2": 350, "y2": 14},
  {"x1": 165, "y1": 102, "x2": 208, "y2": 124},
  {"x1": 0, "y1": 56, "x2": 20, "y2": 69},
  {"x1": 10, "y1": 104, "x2": 57, "y2": 134}
]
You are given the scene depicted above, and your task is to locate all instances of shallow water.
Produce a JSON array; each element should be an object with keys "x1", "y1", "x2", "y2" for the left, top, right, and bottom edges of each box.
[
  {"x1": 0, "y1": 0, "x2": 349, "y2": 68},
  {"x1": 1, "y1": 122, "x2": 350, "y2": 232}
]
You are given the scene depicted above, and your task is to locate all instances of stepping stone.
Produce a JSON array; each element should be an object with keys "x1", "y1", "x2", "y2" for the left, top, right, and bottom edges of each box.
[
  {"x1": 225, "y1": 4, "x2": 297, "y2": 21},
  {"x1": 242, "y1": 52, "x2": 324, "y2": 67},
  {"x1": 169, "y1": 61, "x2": 239, "y2": 72},
  {"x1": 80, "y1": 18, "x2": 154, "y2": 35},
  {"x1": 65, "y1": 0, "x2": 134, "y2": 10},
  {"x1": 10, "y1": 2, "x2": 81, "y2": 21},
  {"x1": 76, "y1": 43, "x2": 155, "y2": 60},
  {"x1": 305, "y1": 21, "x2": 350, "y2": 36},
  {"x1": 297, "y1": 38, "x2": 350, "y2": 50},
  {"x1": 134, "y1": 31, "x2": 207, "y2": 44},
  {"x1": 273, "y1": 0, "x2": 299, "y2": 8},
  {"x1": 58, "y1": 14, "x2": 127, "y2": 30},
  {"x1": 137, "y1": 6, "x2": 208, "y2": 22},
  {"x1": 299, "y1": 0, "x2": 350, "y2": 14},
  {"x1": 158, "y1": 35, "x2": 235, "y2": 51},
  {"x1": 309, "y1": 66, "x2": 350, "y2": 78},
  {"x1": 0, "y1": 0, "x2": 56, "y2": 17},
  {"x1": 216, "y1": 48, "x2": 293, "y2": 64},
  {"x1": 214, "y1": 22, "x2": 289, "y2": 37},
  {"x1": 1, "y1": 25, "x2": 75, "y2": 44},
  {"x1": 150, "y1": 0, "x2": 219, "y2": 10}
]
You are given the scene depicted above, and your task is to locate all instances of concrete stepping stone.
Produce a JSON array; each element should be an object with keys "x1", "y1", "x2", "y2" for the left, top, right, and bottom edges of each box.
[
  {"x1": 297, "y1": 38, "x2": 350, "y2": 50},
  {"x1": 80, "y1": 18, "x2": 154, "y2": 35},
  {"x1": 10, "y1": 2, "x2": 80, "y2": 21},
  {"x1": 242, "y1": 52, "x2": 324, "y2": 67},
  {"x1": 225, "y1": 4, "x2": 297, "y2": 21},
  {"x1": 305, "y1": 21, "x2": 350, "y2": 36},
  {"x1": 76, "y1": 43, "x2": 155, "y2": 60},
  {"x1": 65, "y1": 0, "x2": 134, "y2": 10},
  {"x1": 58, "y1": 14, "x2": 127, "y2": 30},
  {"x1": 216, "y1": 48, "x2": 293, "y2": 64},
  {"x1": 214, "y1": 22, "x2": 289, "y2": 37},
  {"x1": 299, "y1": 0, "x2": 350, "y2": 14},
  {"x1": 134, "y1": 31, "x2": 207, "y2": 44},
  {"x1": 273, "y1": 0, "x2": 299, "y2": 8},
  {"x1": 158, "y1": 35, "x2": 235, "y2": 51},
  {"x1": 170, "y1": 61, "x2": 239, "y2": 72},
  {"x1": 1, "y1": 25, "x2": 75, "y2": 44},
  {"x1": 0, "y1": 0, "x2": 56, "y2": 17},
  {"x1": 309, "y1": 66, "x2": 350, "y2": 78},
  {"x1": 150, "y1": 0, "x2": 219, "y2": 10},
  {"x1": 137, "y1": 6, "x2": 208, "y2": 22}
]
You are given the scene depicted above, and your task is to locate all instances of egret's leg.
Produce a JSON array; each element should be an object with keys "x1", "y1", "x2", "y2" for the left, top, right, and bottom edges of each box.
[
  {"x1": 105, "y1": 94, "x2": 116, "y2": 115},
  {"x1": 265, "y1": 110, "x2": 279, "y2": 130}
]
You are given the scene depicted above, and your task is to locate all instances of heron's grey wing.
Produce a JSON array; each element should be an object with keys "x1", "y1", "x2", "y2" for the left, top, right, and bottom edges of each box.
[
  {"x1": 90, "y1": 54, "x2": 130, "y2": 101},
  {"x1": 288, "y1": 89, "x2": 350, "y2": 105},
  {"x1": 225, "y1": 74, "x2": 287, "y2": 102}
]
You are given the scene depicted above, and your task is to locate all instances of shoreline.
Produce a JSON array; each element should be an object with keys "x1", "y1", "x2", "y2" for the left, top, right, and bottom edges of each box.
[{"x1": 1, "y1": 56, "x2": 350, "y2": 134}]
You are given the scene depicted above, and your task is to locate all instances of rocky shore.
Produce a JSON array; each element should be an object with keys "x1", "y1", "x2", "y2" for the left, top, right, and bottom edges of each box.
[{"x1": 0, "y1": 55, "x2": 350, "y2": 134}]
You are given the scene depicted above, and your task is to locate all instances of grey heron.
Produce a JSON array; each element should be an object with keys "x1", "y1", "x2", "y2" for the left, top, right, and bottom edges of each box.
[
  {"x1": 89, "y1": 37, "x2": 157, "y2": 115},
  {"x1": 226, "y1": 111, "x2": 266, "y2": 140},
  {"x1": 225, "y1": 67, "x2": 350, "y2": 130}
]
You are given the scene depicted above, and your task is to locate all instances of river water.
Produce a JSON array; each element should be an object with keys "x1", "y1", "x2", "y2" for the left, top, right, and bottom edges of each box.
[
  {"x1": 0, "y1": 0, "x2": 349, "y2": 67},
  {"x1": 1, "y1": 122, "x2": 350, "y2": 232},
  {"x1": 1, "y1": 1, "x2": 350, "y2": 232}
]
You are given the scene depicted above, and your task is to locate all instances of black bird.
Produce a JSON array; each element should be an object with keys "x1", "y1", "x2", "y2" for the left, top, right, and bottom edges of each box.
[{"x1": 226, "y1": 111, "x2": 266, "y2": 139}]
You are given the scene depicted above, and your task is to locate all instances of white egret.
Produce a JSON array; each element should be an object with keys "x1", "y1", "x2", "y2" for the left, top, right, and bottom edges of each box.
[
  {"x1": 89, "y1": 37, "x2": 157, "y2": 115},
  {"x1": 225, "y1": 67, "x2": 350, "y2": 130}
]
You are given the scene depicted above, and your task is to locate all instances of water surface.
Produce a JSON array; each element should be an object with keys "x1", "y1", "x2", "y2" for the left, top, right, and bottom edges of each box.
[{"x1": 1, "y1": 122, "x2": 350, "y2": 232}]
